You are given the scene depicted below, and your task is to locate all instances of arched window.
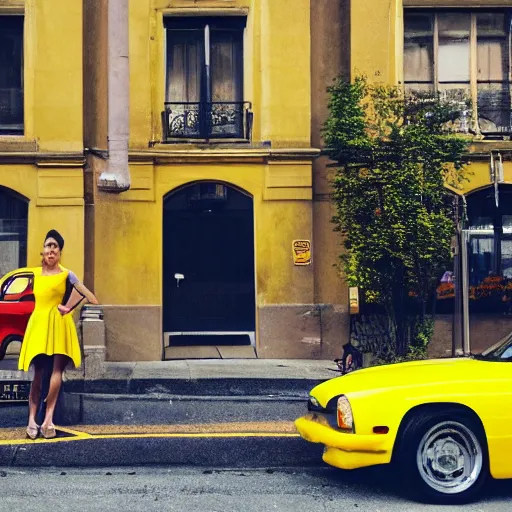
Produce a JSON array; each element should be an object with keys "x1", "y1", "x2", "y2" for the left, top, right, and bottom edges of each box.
[{"x1": 0, "y1": 186, "x2": 28, "y2": 277}]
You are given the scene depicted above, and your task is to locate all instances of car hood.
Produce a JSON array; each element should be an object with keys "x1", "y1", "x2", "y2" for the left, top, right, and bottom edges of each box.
[{"x1": 311, "y1": 357, "x2": 497, "y2": 406}]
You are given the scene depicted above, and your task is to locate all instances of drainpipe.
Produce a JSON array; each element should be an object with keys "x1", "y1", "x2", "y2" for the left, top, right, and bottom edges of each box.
[{"x1": 98, "y1": 0, "x2": 131, "y2": 193}]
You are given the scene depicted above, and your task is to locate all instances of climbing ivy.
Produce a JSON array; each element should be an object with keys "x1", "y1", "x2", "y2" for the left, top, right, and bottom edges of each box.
[{"x1": 324, "y1": 76, "x2": 470, "y2": 362}]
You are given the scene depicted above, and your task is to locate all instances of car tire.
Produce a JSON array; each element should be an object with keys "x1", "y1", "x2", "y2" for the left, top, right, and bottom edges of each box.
[{"x1": 396, "y1": 409, "x2": 488, "y2": 504}]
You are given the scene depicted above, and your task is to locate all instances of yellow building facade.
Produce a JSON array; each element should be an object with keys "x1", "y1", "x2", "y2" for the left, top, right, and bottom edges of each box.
[
  {"x1": 82, "y1": 0, "x2": 350, "y2": 361},
  {"x1": 0, "y1": 0, "x2": 84, "y2": 282},
  {"x1": 348, "y1": 0, "x2": 512, "y2": 192},
  {"x1": 344, "y1": 0, "x2": 512, "y2": 354},
  {"x1": 4, "y1": 0, "x2": 509, "y2": 362}
]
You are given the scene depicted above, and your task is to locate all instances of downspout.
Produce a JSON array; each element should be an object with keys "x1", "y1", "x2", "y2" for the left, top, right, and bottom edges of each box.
[{"x1": 98, "y1": 0, "x2": 131, "y2": 192}]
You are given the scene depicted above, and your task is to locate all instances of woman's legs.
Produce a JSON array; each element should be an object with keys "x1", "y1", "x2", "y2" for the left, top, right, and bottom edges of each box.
[
  {"x1": 28, "y1": 357, "x2": 46, "y2": 429},
  {"x1": 42, "y1": 354, "x2": 69, "y2": 429}
]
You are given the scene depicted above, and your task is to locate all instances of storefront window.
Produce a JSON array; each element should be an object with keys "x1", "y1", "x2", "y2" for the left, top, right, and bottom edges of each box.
[
  {"x1": 464, "y1": 187, "x2": 512, "y2": 314},
  {"x1": 435, "y1": 188, "x2": 512, "y2": 316}
]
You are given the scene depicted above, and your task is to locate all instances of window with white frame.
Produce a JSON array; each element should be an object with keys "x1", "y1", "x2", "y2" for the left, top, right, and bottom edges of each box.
[
  {"x1": 0, "y1": 15, "x2": 23, "y2": 135},
  {"x1": 404, "y1": 10, "x2": 512, "y2": 137}
]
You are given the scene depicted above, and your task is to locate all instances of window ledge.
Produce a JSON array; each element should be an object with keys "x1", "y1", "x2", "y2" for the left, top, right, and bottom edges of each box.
[
  {"x1": 469, "y1": 140, "x2": 512, "y2": 150},
  {"x1": 151, "y1": 139, "x2": 275, "y2": 151}
]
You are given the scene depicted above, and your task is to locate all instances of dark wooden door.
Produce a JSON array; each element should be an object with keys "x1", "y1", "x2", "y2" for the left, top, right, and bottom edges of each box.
[{"x1": 163, "y1": 184, "x2": 255, "y2": 334}]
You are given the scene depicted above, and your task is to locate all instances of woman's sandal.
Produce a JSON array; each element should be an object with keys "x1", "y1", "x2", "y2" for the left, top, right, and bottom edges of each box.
[
  {"x1": 26, "y1": 424, "x2": 40, "y2": 440},
  {"x1": 40, "y1": 424, "x2": 57, "y2": 439}
]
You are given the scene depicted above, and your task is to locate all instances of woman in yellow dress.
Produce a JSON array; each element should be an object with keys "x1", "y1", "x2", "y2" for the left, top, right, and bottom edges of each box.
[{"x1": 19, "y1": 229, "x2": 98, "y2": 440}]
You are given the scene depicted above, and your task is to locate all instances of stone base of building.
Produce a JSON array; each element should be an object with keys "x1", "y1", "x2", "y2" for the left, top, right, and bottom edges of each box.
[
  {"x1": 74, "y1": 303, "x2": 350, "y2": 363},
  {"x1": 257, "y1": 304, "x2": 349, "y2": 360},
  {"x1": 429, "y1": 314, "x2": 512, "y2": 358}
]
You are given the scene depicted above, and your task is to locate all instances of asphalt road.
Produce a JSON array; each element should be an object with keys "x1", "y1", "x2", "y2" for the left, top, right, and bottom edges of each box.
[{"x1": 0, "y1": 466, "x2": 511, "y2": 512}]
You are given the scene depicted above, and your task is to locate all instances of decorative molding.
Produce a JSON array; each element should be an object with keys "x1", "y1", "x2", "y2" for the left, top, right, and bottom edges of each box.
[
  {"x1": 36, "y1": 197, "x2": 85, "y2": 207},
  {"x1": 0, "y1": 152, "x2": 85, "y2": 166},
  {"x1": 161, "y1": 7, "x2": 249, "y2": 16},
  {"x1": 264, "y1": 161, "x2": 313, "y2": 201},
  {"x1": 37, "y1": 169, "x2": 84, "y2": 205},
  {"x1": 0, "y1": 0, "x2": 25, "y2": 14},
  {"x1": 128, "y1": 147, "x2": 320, "y2": 165},
  {"x1": 117, "y1": 164, "x2": 155, "y2": 202}
]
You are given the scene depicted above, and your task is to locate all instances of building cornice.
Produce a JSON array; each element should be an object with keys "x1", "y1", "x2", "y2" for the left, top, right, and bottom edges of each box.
[
  {"x1": 0, "y1": 152, "x2": 86, "y2": 167},
  {"x1": 466, "y1": 142, "x2": 512, "y2": 161},
  {"x1": 128, "y1": 147, "x2": 321, "y2": 165}
]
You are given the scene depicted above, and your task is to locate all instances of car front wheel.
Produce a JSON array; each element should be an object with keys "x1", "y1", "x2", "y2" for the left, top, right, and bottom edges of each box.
[{"x1": 397, "y1": 410, "x2": 488, "y2": 504}]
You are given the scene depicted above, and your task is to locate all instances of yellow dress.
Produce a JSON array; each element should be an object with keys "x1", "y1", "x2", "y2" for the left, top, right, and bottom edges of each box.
[{"x1": 18, "y1": 267, "x2": 82, "y2": 371}]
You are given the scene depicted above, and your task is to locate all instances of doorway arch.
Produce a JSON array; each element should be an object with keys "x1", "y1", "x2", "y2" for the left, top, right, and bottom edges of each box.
[
  {"x1": 162, "y1": 181, "x2": 256, "y2": 351},
  {"x1": 0, "y1": 186, "x2": 28, "y2": 277}
]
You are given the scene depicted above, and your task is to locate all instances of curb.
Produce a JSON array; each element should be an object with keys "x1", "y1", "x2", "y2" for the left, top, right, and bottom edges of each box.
[{"x1": 62, "y1": 377, "x2": 328, "y2": 397}]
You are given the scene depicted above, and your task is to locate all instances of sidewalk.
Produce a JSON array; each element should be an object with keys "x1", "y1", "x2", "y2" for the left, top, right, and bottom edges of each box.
[
  {"x1": 1, "y1": 357, "x2": 339, "y2": 395},
  {"x1": 67, "y1": 358, "x2": 338, "y2": 395}
]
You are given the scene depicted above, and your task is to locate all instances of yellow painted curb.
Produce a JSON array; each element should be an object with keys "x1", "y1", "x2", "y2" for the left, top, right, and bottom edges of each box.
[{"x1": 0, "y1": 431, "x2": 300, "y2": 446}]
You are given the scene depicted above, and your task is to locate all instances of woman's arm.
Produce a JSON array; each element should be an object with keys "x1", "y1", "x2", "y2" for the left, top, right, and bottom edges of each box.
[
  {"x1": 67, "y1": 270, "x2": 99, "y2": 305},
  {"x1": 58, "y1": 271, "x2": 99, "y2": 315},
  {"x1": 72, "y1": 281, "x2": 99, "y2": 305}
]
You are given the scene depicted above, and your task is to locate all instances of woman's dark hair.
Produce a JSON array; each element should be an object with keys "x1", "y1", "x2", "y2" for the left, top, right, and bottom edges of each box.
[{"x1": 45, "y1": 229, "x2": 64, "y2": 250}]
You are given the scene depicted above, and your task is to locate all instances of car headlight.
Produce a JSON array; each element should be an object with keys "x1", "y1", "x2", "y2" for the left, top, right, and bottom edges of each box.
[{"x1": 337, "y1": 395, "x2": 354, "y2": 431}]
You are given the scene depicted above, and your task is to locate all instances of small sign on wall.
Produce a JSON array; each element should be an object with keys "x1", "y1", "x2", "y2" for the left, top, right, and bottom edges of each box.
[
  {"x1": 292, "y1": 240, "x2": 311, "y2": 266},
  {"x1": 349, "y1": 287, "x2": 360, "y2": 315},
  {"x1": 0, "y1": 381, "x2": 30, "y2": 403}
]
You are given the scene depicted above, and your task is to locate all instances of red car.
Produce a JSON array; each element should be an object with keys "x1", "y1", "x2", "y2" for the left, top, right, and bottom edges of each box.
[{"x1": 0, "y1": 269, "x2": 35, "y2": 361}]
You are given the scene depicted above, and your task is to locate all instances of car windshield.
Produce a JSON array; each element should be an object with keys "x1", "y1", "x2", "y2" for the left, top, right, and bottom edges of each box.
[{"x1": 475, "y1": 332, "x2": 512, "y2": 361}]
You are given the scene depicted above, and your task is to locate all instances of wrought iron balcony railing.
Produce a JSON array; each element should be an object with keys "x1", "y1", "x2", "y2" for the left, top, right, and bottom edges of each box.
[
  {"x1": 0, "y1": 88, "x2": 23, "y2": 134},
  {"x1": 162, "y1": 101, "x2": 253, "y2": 142}
]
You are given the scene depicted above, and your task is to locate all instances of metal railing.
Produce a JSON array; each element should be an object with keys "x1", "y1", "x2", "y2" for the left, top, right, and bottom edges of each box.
[
  {"x1": 0, "y1": 88, "x2": 23, "y2": 134},
  {"x1": 405, "y1": 86, "x2": 512, "y2": 138},
  {"x1": 162, "y1": 101, "x2": 253, "y2": 142},
  {"x1": 438, "y1": 87, "x2": 512, "y2": 137},
  {"x1": 477, "y1": 87, "x2": 512, "y2": 136}
]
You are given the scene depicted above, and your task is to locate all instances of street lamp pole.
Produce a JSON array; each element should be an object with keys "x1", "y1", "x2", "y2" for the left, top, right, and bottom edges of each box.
[{"x1": 461, "y1": 230, "x2": 471, "y2": 355}]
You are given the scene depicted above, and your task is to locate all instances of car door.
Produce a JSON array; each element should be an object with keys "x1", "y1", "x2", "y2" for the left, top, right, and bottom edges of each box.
[{"x1": 0, "y1": 271, "x2": 35, "y2": 355}]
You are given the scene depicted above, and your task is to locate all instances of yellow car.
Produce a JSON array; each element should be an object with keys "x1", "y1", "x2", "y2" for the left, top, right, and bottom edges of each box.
[{"x1": 295, "y1": 337, "x2": 512, "y2": 503}]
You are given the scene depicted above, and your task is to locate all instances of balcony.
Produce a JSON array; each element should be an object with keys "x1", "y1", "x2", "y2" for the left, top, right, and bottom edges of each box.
[
  {"x1": 0, "y1": 88, "x2": 23, "y2": 135},
  {"x1": 162, "y1": 102, "x2": 253, "y2": 143}
]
